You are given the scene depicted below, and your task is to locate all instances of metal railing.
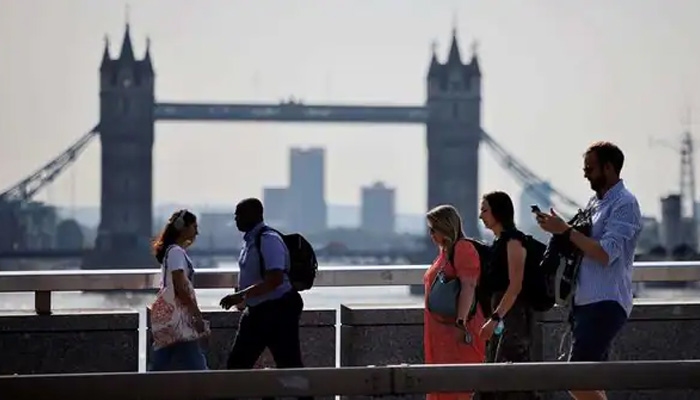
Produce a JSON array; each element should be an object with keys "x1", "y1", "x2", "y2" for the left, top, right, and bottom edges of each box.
[
  {"x1": 1, "y1": 261, "x2": 699, "y2": 314},
  {"x1": 2, "y1": 361, "x2": 700, "y2": 399}
]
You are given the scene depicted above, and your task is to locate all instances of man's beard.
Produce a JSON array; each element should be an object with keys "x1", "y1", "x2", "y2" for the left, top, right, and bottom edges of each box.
[{"x1": 589, "y1": 177, "x2": 606, "y2": 192}]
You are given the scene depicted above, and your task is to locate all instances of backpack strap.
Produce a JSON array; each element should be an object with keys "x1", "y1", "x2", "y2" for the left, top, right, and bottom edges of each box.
[{"x1": 255, "y1": 227, "x2": 269, "y2": 278}]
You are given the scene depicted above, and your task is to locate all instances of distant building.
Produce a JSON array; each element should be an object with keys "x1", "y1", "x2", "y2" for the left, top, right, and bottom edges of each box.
[
  {"x1": 288, "y1": 148, "x2": 327, "y2": 234},
  {"x1": 361, "y1": 182, "x2": 396, "y2": 234},
  {"x1": 198, "y1": 212, "x2": 240, "y2": 249},
  {"x1": 518, "y1": 182, "x2": 552, "y2": 243},
  {"x1": 661, "y1": 194, "x2": 682, "y2": 252},
  {"x1": 6, "y1": 201, "x2": 58, "y2": 250},
  {"x1": 263, "y1": 187, "x2": 288, "y2": 230},
  {"x1": 638, "y1": 216, "x2": 661, "y2": 253},
  {"x1": 0, "y1": 200, "x2": 23, "y2": 251}
]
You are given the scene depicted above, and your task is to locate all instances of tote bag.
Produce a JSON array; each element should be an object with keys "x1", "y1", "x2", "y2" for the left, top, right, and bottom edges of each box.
[{"x1": 149, "y1": 246, "x2": 209, "y2": 349}]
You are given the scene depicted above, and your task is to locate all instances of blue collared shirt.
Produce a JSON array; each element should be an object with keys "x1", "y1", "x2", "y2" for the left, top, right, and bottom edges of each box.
[
  {"x1": 575, "y1": 180, "x2": 642, "y2": 316},
  {"x1": 238, "y1": 222, "x2": 292, "y2": 307}
]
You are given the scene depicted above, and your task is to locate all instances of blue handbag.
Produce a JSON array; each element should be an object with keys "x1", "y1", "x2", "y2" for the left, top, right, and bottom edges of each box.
[{"x1": 427, "y1": 262, "x2": 461, "y2": 319}]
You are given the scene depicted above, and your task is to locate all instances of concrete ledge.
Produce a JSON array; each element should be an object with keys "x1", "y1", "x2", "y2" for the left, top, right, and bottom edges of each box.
[
  {"x1": 0, "y1": 311, "x2": 139, "y2": 375},
  {"x1": 537, "y1": 301, "x2": 700, "y2": 400},
  {"x1": 538, "y1": 301, "x2": 700, "y2": 322},
  {"x1": 340, "y1": 304, "x2": 422, "y2": 326},
  {"x1": 145, "y1": 308, "x2": 336, "y2": 373}
]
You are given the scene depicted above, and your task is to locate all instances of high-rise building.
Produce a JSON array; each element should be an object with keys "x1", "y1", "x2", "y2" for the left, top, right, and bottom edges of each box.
[
  {"x1": 288, "y1": 148, "x2": 326, "y2": 234},
  {"x1": 263, "y1": 187, "x2": 288, "y2": 229},
  {"x1": 361, "y1": 182, "x2": 396, "y2": 234},
  {"x1": 661, "y1": 194, "x2": 682, "y2": 252},
  {"x1": 518, "y1": 182, "x2": 553, "y2": 243}
]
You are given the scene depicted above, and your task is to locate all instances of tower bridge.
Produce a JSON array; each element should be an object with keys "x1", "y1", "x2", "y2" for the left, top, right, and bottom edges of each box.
[{"x1": 0, "y1": 24, "x2": 581, "y2": 268}]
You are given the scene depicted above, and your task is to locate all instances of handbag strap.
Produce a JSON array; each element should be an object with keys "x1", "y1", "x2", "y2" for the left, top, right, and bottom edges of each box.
[
  {"x1": 161, "y1": 244, "x2": 178, "y2": 288},
  {"x1": 446, "y1": 238, "x2": 480, "y2": 320}
]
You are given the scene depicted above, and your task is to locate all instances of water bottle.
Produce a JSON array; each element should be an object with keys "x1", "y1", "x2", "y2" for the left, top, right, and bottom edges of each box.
[{"x1": 494, "y1": 320, "x2": 505, "y2": 336}]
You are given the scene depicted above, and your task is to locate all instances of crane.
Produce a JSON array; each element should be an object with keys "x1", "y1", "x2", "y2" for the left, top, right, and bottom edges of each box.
[{"x1": 649, "y1": 129, "x2": 698, "y2": 250}]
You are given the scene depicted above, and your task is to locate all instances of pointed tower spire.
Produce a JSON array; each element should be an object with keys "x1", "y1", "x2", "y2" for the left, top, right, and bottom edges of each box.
[
  {"x1": 142, "y1": 36, "x2": 154, "y2": 74},
  {"x1": 100, "y1": 35, "x2": 111, "y2": 70},
  {"x1": 119, "y1": 23, "x2": 135, "y2": 62},
  {"x1": 428, "y1": 40, "x2": 442, "y2": 78},
  {"x1": 469, "y1": 39, "x2": 481, "y2": 75},
  {"x1": 145, "y1": 37, "x2": 151, "y2": 59},
  {"x1": 447, "y1": 26, "x2": 462, "y2": 65}
]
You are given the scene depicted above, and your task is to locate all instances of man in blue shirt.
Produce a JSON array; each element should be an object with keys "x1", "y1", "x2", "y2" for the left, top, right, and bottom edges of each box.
[
  {"x1": 220, "y1": 198, "x2": 310, "y2": 400},
  {"x1": 536, "y1": 142, "x2": 642, "y2": 400}
]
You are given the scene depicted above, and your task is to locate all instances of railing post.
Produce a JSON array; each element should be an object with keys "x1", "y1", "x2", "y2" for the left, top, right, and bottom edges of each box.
[{"x1": 35, "y1": 290, "x2": 52, "y2": 315}]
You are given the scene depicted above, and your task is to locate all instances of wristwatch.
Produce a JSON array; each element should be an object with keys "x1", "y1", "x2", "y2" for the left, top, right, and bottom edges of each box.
[{"x1": 490, "y1": 312, "x2": 502, "y2": 322}]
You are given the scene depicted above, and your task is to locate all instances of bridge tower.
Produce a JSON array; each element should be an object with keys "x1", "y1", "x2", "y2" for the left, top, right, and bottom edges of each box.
[
  {"x1": 426, "y1": 29, "x2": 482, "y2": 238},
  {"x1": 84, "y1": 25, "x2": 155, "y2": 268}
]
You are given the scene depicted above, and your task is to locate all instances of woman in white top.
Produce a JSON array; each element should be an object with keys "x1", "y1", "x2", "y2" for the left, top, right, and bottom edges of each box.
[{"x1": 149, "y1": 209, "x2": 209, "y2": 371}]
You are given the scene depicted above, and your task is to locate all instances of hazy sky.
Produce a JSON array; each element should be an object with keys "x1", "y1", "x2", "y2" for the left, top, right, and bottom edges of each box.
[{"x1": 1, "y1": 0, "x2": 699, "y2": 218}]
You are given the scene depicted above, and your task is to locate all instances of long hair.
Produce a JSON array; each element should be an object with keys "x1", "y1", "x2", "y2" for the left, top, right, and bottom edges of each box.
[
  {"x1": 152, "y1": 209, "x2": 197, "y2": 264},
  {"x1": 426, "y1": 204, "x2": 465, "y2": 259},
  {"x1": 483, "y1": 191, "x2": 516, "y2": 230}
]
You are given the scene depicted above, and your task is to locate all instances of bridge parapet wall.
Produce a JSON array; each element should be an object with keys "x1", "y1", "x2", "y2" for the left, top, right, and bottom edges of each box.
[
  {"x1": 0, "y1": 311, "x2": 139, "y2": 375},
  {"x1": 3, "y1": 303, "x2": 700, "y2": 399},
  {"x1": 339, "y1": 303, "x2": 700, "y2": 400}
]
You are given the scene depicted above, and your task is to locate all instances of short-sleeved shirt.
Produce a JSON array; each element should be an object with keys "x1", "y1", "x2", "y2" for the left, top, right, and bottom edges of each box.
[
  {"x1": 162, "y1": 245, "x2": 194, "y2": 287},
  {"x1": 237, "y1": 222, "x2": 292, "y2": 307}
]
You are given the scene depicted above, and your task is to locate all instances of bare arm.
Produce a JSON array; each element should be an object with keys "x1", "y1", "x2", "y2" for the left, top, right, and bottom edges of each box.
[
  {"x1": 457, "y1": 276, "x2": 477, "y2": 322},
  {"x1": 569, "y1": 230, "x2": 609, "y2": 265},
  {"x1": 172, "y1": 269, "x2": 202, "y2": 319},
  {"x1": 493, "y1": 239, "x2": 526, "y2": 318},
  {"x1": 453, "y1": 241, "x2": 481, "y2": 323}
]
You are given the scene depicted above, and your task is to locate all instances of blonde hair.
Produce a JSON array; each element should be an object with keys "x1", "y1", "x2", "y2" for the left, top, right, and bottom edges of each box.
[{"x1": 426, "y1": 204, "x2": 465, "y2": 257}]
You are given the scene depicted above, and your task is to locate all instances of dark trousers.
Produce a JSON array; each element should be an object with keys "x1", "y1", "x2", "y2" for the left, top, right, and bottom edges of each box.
[
  {"x1": 569, "y1": 300, "x2": 627, "y2": 362},
  {"x1": 226, "y1": 290, "x2": 311, "y2": 400},
  {"x1": 479, "y1": 293, "x2": 540, "y2": 400}
]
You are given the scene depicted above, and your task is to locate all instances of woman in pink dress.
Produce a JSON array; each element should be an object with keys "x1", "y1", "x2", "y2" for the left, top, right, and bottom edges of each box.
[{"x1": 424, "y1": 204, "x2": 487, "y2": 400}]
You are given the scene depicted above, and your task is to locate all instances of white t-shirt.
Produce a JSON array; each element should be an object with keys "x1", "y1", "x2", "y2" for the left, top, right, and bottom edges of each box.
[{"x1": 162, "y1": 245, "x2": 193, "y2": 287}]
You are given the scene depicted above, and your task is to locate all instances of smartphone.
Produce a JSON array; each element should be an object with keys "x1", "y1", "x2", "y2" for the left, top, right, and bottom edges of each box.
[{"x1": 530, "y1": 204, "x2": 541, "y2": 213}]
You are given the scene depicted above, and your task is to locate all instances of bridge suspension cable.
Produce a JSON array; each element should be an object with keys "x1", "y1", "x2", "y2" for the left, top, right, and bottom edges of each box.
[
  {"x1": 0, "y1": 123, "x2": 582, "y2": 220},
  {"x1": 481, "y1": 130, "x2": 582, "y2": 215},
  {"x1": 0, "y1": 125, "x2": 100, "y2": 203}
]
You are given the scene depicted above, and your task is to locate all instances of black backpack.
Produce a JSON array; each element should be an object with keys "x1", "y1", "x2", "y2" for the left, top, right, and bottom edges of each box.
[
  {"x1": 450, "y1": 237, "x2": 494, "y2": 320},
  {"x1": 482, "y1": 230, "x2": 552, "y2": 312},
  {"x1": 518, "y1": 234, "x2": 553, "y2": 312},
  {"x1": 539, "y1": 206, "x2": 594, "y2": 307},
  {"x1": 255, "y1": 227, "x2": 318, "y2": 292}
]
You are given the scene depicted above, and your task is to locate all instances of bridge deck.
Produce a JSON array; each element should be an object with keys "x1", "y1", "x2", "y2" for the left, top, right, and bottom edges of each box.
[{"x1": 154, "y1": 102, "x2": 429, "y2": 123}]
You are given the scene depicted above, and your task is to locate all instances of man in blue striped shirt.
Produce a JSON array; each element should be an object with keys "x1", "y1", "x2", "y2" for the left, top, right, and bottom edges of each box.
[{"x1": 536, "y1": 141, "x2": 642, "y2": 400}]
